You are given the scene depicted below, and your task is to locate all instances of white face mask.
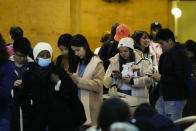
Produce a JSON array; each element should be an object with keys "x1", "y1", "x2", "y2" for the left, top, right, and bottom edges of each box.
[{"x1": 38, "y1": 58, "x2": 51, "y2": 67}]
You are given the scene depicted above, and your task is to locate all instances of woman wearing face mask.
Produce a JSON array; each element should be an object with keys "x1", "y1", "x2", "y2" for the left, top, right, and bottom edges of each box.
[
  {"x1": 104, "y1": 37, "x2": 153, "y2": 98},
  {"x1": 132, "y1": 31, "x2": 158, "y2": 73},
  {"x1": 68, "y1": 34, "x2": 105, "y2": 126},
  {"x1": 21, "y1": 42, "x2": 53, "y2": 131}
]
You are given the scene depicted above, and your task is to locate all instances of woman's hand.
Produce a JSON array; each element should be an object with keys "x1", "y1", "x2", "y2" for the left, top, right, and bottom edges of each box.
[
  {"x1": 50, "y1": 73, "x2": 60, "y2": 84},
  {"x1": 151, "y1": 73, "x2": 161, "y2": 82},
  {"x1": 14, "y1": 80, "x2": 22, "y2": 87},
  {"x1": 67, "y1": 72, "x2": 79, "y2": 84},
  {"x1": 122, "y1": 76, "x2": 132, "y2": 84},
  {"x1": 146, "y1": 38, "x2": 150, "y2": 44}
]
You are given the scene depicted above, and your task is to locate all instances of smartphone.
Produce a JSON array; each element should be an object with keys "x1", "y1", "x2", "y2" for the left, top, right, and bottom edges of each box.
[
  {"x1": 112, "y1": 70, "x2": 121, "y2": 78},
  {"x1": 146, "y1": 73, "x2": 152, "y2": 77},
  {"x1": 112, "y1": 70, "x2": 120, "y2": 74}
]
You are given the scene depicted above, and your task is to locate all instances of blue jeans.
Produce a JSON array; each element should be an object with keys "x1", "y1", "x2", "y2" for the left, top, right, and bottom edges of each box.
[
  {"x1": 0, "y1": 118, "x2": 10, "y2": 131},
  {"x1": 155, "y1": 96, "x2": 186, "y2": 121}
]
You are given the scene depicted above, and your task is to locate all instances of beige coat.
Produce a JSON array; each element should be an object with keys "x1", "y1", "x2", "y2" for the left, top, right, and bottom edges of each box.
[
  {"x1": 104, "y1": 50, "x2": 153, "y2": 98},
  {"x1": 76, "y1": 56, "x2": 104, "y2": 126}
]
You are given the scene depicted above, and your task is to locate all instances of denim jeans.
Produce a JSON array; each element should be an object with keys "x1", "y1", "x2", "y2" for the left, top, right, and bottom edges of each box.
[
  {"x1": 0, "y1": 118, "x2": 10, "y2": 131},
  {"x1": 155, "y1": 96, "x2": 186, "y2": 121}
]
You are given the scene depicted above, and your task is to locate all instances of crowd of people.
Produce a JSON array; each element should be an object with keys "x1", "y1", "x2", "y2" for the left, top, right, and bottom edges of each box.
[{"x1": 0, "y1": 22, "x2": 196, "y2": 131}]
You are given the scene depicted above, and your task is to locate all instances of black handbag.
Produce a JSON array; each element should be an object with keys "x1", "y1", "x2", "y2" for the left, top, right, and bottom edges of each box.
[{"x1": 149, "y1": 82, "x2": 160, "y2": 107}]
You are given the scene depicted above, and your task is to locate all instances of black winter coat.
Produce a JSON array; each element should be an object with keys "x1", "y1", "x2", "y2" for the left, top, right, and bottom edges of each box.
[
  {"x1": 98, "y1": 40, "x2": 118, "y2": 71},
  {"x1": 21, "y1": 64, "x2": 86, "y2": 131},
  {"x1": 48, "y1": 66, "x2": 86, "y2": 128},
  {"x1": 159, "y1": 44, "x2": 189, "y2": 101}
]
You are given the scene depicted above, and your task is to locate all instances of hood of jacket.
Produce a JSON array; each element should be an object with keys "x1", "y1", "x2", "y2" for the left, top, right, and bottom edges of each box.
[{"x1": 9, "y1": 55, "x2": 34, "y2": 63}]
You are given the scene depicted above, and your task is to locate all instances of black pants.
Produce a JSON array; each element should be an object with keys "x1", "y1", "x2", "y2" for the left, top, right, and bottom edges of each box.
[
  {"x1": 183, "y1": 91, "x2": 196, "y2": 116},
  {"x1": 11, "y1": 105, "x2": 20, "y2": 131}
]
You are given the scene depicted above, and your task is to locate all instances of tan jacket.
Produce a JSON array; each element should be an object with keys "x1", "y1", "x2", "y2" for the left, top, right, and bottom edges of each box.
[
  {"x1": 76, "y1": 56, "x2": 104, "y2": 126},
  {"x1": 104, "y1": 50, "x2": 153, "y2": 98}
]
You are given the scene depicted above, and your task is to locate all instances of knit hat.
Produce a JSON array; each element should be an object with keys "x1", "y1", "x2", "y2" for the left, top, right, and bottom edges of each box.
[
  {"x1": 33, "y1": 42, "x2": 53, "y2": 59},
  {"x1": 114, "y1": 24, "x2": 130, "y2": 42},
  {"x1": 118, "y1": 37, "x2": 134, "y2": 50}
]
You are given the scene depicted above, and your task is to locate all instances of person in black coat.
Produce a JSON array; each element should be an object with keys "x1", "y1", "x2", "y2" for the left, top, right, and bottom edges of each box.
[
  {"x1": 48, "y1": 66, "x2": 86, "y2": 131},
  {"x1": 21, "y1": 42, "x2": 54, "y2": 131},
  {"x1": 183, "y1": 40, "x2": 196, "y2": 116},
  {"x1": 21, "y1": 42, "x2": 86, "y2": 131},
  {"x1": 152, "y1": 29, "x2": 189, "y2": 121},
  {"x1": 98, "y1": 23, "x2": 119, "y2": 71},
  {"x1": 9, "y1": 37, "x2": 34, "y2": 131},
  {"x1": 24, "y1": 65, "x2": 86, "y2": 131}
]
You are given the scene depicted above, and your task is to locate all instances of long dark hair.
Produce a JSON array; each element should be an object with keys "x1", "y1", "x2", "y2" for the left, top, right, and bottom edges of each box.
[
  {"x1": 132, "y1": 31, "x2": 149, "y2": 54},
  {"x1": 0, "y1": 34, "x2": 9, "y2": 64},
  {"x1": 119, "y1": 48, "x2": 135, "y2": 72},
  {"x1": 57, "y1": 33, "x2": 72, "y2": 48},
  {"x1": 68, "y1": 34, "x2": 94, "y2": 73}
]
